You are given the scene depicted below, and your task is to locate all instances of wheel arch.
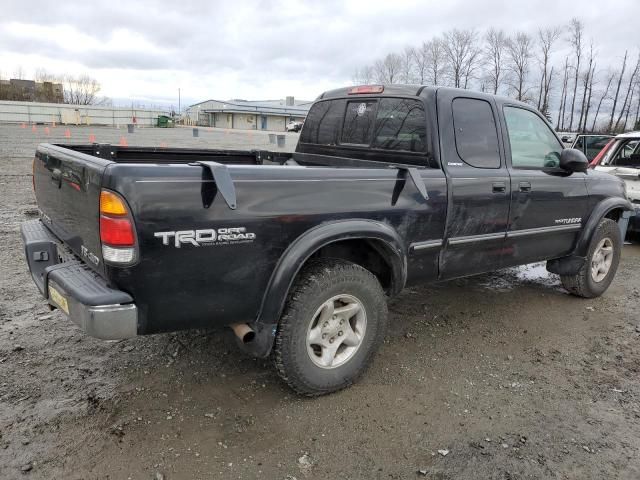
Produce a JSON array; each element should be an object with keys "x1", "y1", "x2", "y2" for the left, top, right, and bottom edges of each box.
[
  {"x1": 255, "y1": 220, "x2": 407, "y2": 328},
  {"x1": 548, "y1": 197, "x2": 632, "y2": 276},
  {"x1": 574, "y1": 197, "x2": 633, "y2": 257}
]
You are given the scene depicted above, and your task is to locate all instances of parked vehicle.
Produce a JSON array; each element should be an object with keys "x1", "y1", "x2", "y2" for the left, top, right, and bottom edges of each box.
[
  {"x1": 571, "y1": 134, "x2": 613, "y2": 161},
  {"x1": 559, "y1": 133, "x2": 575, "y2": 144},
  {"x1": 22, "y1": 85, "x2": 633, "y2": 396},
  {"x1": 590, "y1": 131, "x2": 640, "y2": 235},
  {"x1": 286, "y1": 120, "x2": 303, "y2": 132}
]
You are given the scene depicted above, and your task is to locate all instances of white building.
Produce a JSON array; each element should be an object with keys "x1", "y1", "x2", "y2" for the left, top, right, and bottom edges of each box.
[{"x1": 186, "y1": 96, "x2": 311, "y2": 131}]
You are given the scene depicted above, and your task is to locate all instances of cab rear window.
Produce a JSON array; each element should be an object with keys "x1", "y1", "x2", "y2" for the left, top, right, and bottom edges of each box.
[{"x1": 300, "y1": 97, "x2": 426, "y2": 153}]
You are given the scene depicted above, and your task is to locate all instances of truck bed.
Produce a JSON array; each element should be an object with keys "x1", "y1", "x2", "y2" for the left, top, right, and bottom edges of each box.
[{"x1": 60, "y1": 144, "x2": 292, "y2": 165}]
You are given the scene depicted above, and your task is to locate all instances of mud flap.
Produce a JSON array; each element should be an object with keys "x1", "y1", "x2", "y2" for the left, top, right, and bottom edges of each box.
[
  {"x1": 546, "y1": 256, "x2": 586, "y2": 276},
  {"x1": 619, "y1": 211, "x2": 631, "y2": 238}
]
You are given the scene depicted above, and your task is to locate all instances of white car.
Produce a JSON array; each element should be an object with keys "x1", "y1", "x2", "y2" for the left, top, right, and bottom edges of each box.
[
  {"x1": 286, "y1": 120, "x2": 303, "y2": 132},
  {"x1": 592, "y1": 131, "x2": 640, "y2": 235}
]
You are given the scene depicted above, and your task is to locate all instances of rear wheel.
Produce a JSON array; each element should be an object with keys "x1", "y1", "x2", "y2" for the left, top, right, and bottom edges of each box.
[
  {"x1": 274, "y1": 259, "x2": 388, "y2": 396},
  {"x1": 561, "y1": 218, "x2": 622, "y2": 298}
]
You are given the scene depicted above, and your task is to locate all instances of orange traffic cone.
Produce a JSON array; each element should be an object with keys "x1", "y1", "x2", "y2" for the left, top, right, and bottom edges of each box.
[
  {"x1": 32, "y1": 125, "x2": 37, "y2": 133},
  {"x1": 64, "y1": 128, "x2": 71, "y2": 139},
  {"x1": 119, "y1": 136, "x2": 128, "y2": 147},
  {"x1": 44, "y1": 127, "x2": 50, "y2": 135},
  {"x1": 20, "y1": 122, "x2": 26, "y2": 129},
  {"x1": 89, "y1": 133, "x2": 96, "y2": 143}
]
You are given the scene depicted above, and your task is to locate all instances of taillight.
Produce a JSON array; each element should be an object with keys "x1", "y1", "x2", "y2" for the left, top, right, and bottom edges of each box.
[
  {"x1": 100, "y1": 216, "x2": 134, "y2": 245},
  {"x1": 99, "y1": 189, "x2": 137, "y2": 264},
  {"x1": 348, "y1": 85, "x2": 384, "y2": 95}
]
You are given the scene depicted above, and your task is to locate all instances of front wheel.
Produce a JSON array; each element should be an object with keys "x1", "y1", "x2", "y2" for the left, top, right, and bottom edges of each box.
[
  {"x1": 561, "y1": 218, "x2": 622, "y2": 298},
  {"x1": 274, "y1": 259, "x2": 388, "y2": 396}
]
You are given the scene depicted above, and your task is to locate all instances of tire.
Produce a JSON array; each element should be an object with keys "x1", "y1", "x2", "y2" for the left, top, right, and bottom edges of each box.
[
  {"x1": 561, "y1": 218, "x2": 622, "y2": 298},
  {"x1": 274, "y1": 259, "x2": 388, "y2": 396}
]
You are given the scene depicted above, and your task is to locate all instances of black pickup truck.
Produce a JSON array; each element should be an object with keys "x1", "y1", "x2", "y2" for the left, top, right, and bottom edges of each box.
[{"x1": 22, "y1": 85, "x2": 634, "y2": 396}]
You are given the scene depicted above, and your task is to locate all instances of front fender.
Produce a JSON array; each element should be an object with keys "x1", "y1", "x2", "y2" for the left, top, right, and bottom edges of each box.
[
  {"x1": 255, "y1": 219, "x2": 407, "y2": 328},
  {"x1": 574, "y1": 197, "x2": 633, "y2": 257}
]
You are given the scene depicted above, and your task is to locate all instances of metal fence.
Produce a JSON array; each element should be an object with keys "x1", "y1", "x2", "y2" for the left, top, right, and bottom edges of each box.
[{"x1": 0, "y1": 100, "x2": 169, "y2": 126}]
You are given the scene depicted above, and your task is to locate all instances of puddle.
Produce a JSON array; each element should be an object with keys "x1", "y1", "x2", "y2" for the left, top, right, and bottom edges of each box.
[{"x1": 479, "y1": 262, "x2": 561, "y2": 291}]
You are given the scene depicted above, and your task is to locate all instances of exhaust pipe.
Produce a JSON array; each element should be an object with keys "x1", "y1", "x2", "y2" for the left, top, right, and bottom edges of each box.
[{"x1": 230, "y1": 323, "x2": 256, "y2": 343}]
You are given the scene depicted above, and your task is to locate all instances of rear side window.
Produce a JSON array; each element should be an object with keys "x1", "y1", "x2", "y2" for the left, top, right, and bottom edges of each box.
[
  {"x1": 373, "y1": 98, "x2": 426, "y2": 152},
  {"x1": 300, "y1": 100, "x2": 345, "y2": 145},
  {"x1": 341, "y1": 101, "x2": 377, "y2": 145},
  {"x1": 452, "y1": 98, "x2": 500, "y2": 168}
]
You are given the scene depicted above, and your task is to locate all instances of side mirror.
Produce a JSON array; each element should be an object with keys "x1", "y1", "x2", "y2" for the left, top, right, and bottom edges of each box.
[{"x1": 560, "y1": 148, "x2": 588, "y2": 173}]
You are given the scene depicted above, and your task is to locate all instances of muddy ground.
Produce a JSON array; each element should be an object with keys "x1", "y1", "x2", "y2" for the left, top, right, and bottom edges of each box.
[{"x1": 1, "y1": 124, "x2": 639, "y2": 479}]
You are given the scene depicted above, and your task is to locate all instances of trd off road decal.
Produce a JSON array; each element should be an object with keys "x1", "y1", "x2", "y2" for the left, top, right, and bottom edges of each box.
[{"x1": 154, "y1": 227, "x2": 256, "y2": 248}]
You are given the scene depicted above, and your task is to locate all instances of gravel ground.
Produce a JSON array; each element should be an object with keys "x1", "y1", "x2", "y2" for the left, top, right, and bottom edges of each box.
[{"x1": 1, "y1": 124, "x2": 639, "y2": 479}]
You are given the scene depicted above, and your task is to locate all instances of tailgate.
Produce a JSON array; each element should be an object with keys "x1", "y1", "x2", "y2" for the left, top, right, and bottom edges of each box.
[{"x1": 33, "y1": 144, "x2": 112, "y2": 275}]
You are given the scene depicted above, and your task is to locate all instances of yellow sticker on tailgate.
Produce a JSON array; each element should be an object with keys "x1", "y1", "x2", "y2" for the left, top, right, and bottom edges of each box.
[{"x1": 48, "y1": 285, "x2": 69, "y2": 315}]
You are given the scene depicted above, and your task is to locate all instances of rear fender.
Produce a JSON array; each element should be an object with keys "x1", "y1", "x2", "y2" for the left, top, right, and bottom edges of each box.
[{"x1": 249, "y1": 220, "x2": 406, "y2": 356}]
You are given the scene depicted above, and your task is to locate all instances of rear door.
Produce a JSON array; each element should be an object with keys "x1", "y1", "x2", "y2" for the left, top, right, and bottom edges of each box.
[
  {"x1": 501, "y1": 105, "x2": 589, "y2": 266},
  {"x1": 34, "y1": 144, "x2": 110, "y2": 274},
  {"x1": 438, "y1": 92, "x2": 511, "y2": 279}
]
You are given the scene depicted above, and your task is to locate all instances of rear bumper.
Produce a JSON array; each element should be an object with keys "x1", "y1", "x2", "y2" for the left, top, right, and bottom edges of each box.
[{"x1": 21, "y1": 219, "x2": 138, "y2": 340}]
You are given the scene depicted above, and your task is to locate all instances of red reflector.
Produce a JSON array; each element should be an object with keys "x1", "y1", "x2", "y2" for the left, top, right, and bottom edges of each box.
[
  {"x1": 100, "y1": 215, "x2": 134, "y2": 246},
  {"x1": 348, "y1": 85, "x2": 384, "y2": 95}
]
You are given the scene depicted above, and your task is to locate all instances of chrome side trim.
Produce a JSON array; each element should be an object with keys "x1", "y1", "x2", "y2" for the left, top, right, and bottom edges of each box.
[
  {"x1": 506, "y1": 224, "x2": 581, "y2": 238},
  {"x1": 410, "y1": 239, "x2": 443, "y2": 251},
  {"x1": 448, "y1": 232, "x2": 506, "y2": 245}
]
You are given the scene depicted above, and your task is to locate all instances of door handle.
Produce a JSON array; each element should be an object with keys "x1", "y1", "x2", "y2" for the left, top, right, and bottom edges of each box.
[
  {"x1": 519, "y1": 181, "x2": 531, "y2": 192},
  {"x1": 492, "y1": 182, "x2": 506, "y2": 193}
]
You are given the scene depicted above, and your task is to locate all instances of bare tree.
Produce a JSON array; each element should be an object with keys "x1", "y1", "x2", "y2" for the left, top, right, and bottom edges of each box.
[
  {"x1": 591, "y1": 71, "x2": 615, "y2": 131},
  {"x1": 13, "y1": 66, "x2": 25, "y2": 79},
  {"x1": 413, "y1": 42, "x2": 430, "y2": 84},
  {"x1": 425, "y1": 38, "x2": 447, "y2": 86},
  {"x1": 634, "y1": 82, "x2": 640, "y2": 130},
  {"x1": 400, "y1": 46, "x2": 416, "y2": 83},
  {"x1": 374, "y1": 53, "x2": 403, "y2": 84},
  {"x1": 614, "y1": 53, "x2": 640, "y2": 131},
  {"x1": 581, "y1": 61, "x2": 597, "y2": 132},
  {"x1": 567, "y1": 18, "x2": 584, "y2": 131},
  {"x1": 34, "y1": 68, "x2": 60, "y2": 83},
  {"x1": 63, "y1": 75, "x2": 103, "y2": 105},
  {"x1": 577, "y1": 43, "x2": 595, "y2": 132},
  {"x1": 621, "y1": 80, "x2": 638, "y2": 131},
  {"x1": 352, "y1": 65, "x2": 374, "y2": 84},
  {"x1": 442, "y1": 29, "x2": 480, "y2": 88},
  {"x1": 484, "y1": 28, "x2": 508, "y2": 94},
  {"x1": 536, "y1": 27, "x2": 561, "y2": 114},
  {"x1": 505, "y1": 32, "x2": 534, "y2": 102},
  {"x1": 557, "y1": 57, "x2": 570, "y2": 129},
  {"x1": 607, "y1": 51, "x2": 628, "y2": 131}
]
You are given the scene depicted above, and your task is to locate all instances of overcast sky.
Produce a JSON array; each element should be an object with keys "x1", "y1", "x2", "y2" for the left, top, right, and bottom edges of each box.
[{"x1": 1, "y1": 0, "x2": 638, "y2": 108}]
